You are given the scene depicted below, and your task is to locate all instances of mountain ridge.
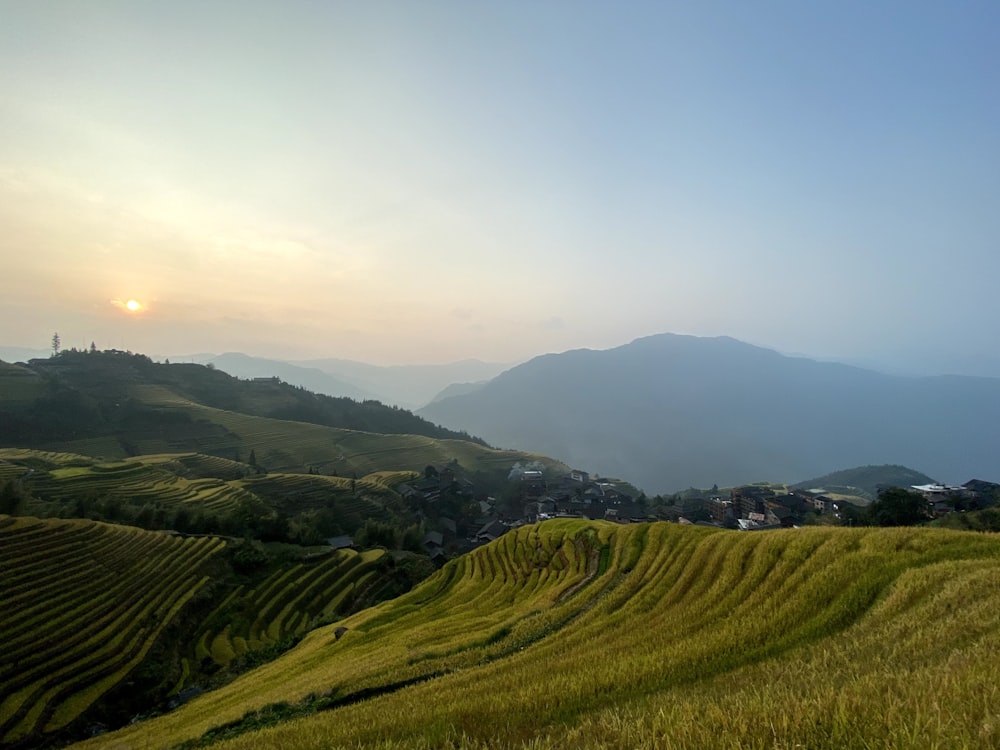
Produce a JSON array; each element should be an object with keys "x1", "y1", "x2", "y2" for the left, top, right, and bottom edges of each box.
[{"x1": 419, "y1": 333, "x2": 1000, "y2": 492}]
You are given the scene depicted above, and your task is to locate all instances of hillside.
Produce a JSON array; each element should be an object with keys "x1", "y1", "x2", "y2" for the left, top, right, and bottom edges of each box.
[
  {"x1": 0, "y1": 350, "x2": 563, "y2": 481},
  {"x1": 80, "y1": 520, "x2": 1000, "y2": 749},
  {"x1": 794, "y1": 464, "x2": 938, "y2": 500},
  {"x1": 0, "y1": 516, "x2": 225, "y2": 743},
  {"x1": 1, "y1": 349, "x2": 485, "y2": 445},
  {"x1": 201, "y1": 353, "x2": 377, "y2": 402},
  {"x1": 419, "y1": 333, "x2": 1000, "y2": 492},
  {"x1": 0, "y1": 448, "x2": 416, "y2": 543},
  {"x1": 0, "y1": 515, "x2": 429, "y2": 747}
]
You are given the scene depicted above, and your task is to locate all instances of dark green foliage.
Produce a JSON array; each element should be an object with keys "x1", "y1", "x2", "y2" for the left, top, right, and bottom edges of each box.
[
  {"x1": 0, "y1": 481, "x2": 28, "y2": 515},
  {"x1": 935, "y1": 507, "x2": 1000, "y2": 533},
  {"x1": 355, "y1": 519, "x2": 401, "y2": 549},
  {"x1": 231, "y1": 540, "x2": 270, "y2": 573},
  {"x1": 867, "y1": 487, "x2": 931, "y2": 526},
  {"x1": 0, "y1": 349, "x2": 488, "y2": 451}
]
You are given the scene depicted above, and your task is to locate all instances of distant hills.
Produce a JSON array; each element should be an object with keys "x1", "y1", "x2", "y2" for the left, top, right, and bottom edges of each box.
[
  {"x1": 419, "y1": 333, "x2": 1000, "y2": 493},
  {"x1": 288, "y1": 356, "x2": 509, "y2": 408},
  {"x1": 0, "y1": 349, "x2": 559, "y2": 480},
  {"x1": 793, "y1": 464, "x2": 938, "y2": 500},
  {"x1": 198, "y1": 352, "x2": 377, "y2": 402},
  {"x1": 171, "y1": 352, "x2": 509, "y2": 408}
]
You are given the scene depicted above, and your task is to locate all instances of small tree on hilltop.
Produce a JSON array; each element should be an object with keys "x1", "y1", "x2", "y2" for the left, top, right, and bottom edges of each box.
[{"x1": 51, "y1": 332, "x2": 61, "y2": 356}]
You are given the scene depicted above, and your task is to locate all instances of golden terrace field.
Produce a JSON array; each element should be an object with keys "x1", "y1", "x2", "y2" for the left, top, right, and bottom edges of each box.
[
  {"x1": 0, "y1": 516, "x2": 224, "y2": 743},
  {"x1": 81, "y1": 520, "x2": 1000, "y2": 749}
]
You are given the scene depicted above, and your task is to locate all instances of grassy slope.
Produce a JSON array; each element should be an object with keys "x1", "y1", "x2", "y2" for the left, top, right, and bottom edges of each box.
[
  {"x1": 79, "y1": 383, "x2": 562, "y2": 478},
  {"x1": 0, "y1": 356, "x2": 567, "y2": 479},
  {"x1": 0, "y1": 515, "x2": 428, "y2": 747},
  {"x1": 81, "y1": 521, "x2": 1000, "y2": 749},
  {"x1": 0, "y1": 516, "x2": 225, "y2": 743},
  {"x1": 0, "y1": 445, "x2": 509, "y2": 528}
]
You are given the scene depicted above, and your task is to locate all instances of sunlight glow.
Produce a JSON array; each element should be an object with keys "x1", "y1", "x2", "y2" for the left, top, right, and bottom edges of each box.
[{"x1": 125, "y1": 299, "x2": 142, "y2": 312}]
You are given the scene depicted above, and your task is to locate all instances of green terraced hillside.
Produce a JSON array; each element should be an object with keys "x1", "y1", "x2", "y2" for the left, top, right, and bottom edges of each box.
[
  {"x1": 78, "y1": 520, "x2": 1000, "y2": 749},
  {"x1": 1, "y1": 449, "x2": 418, "y2": 537},
  {"x1": 0, "y1": 515, "x2": 435, "y2": 748},
  {"x1": 0, "y1": 516, "x2": 225, "y2": 743},
  {"x1": 0, "y1": 350, "x2": 566, "y2": 482},
  {"x1": 193, "y1": 548, "x2": 390, "y2": 671}
]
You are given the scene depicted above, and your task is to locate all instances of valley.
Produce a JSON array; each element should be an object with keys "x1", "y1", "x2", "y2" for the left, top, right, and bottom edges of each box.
[{"x1": 1, "y1": 346, "x2": 999, "y2": 748}]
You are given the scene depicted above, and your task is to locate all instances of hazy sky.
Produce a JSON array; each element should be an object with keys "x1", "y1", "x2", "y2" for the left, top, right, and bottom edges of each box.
[{"x1": 1, "y1": 2, "x2": 997, "y2": 368}]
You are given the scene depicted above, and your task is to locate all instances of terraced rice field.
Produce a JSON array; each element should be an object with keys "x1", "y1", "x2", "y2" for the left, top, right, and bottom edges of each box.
[
  {"x1": 81, "y1": 521, "x2": 1000, "y2": 750},
  {"x1": 194, "y1": 549, "x2": 388, "y2": 671},
  {"x1": 242, "y1": 473, "x2": 402, "y2": 520},
  {"x1": 0, "y1": 515, "x2": 225, "y2": 743},
  {"x1": 0, "y1": 449, "x2": 411, "y2": 531},
  {"x1": 23, "y1": 456, "x2": 258, "y2": 515}
]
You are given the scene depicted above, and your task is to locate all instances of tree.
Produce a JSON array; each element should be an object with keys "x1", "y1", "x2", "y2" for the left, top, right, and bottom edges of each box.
[
  {"x1": 867, "y1": 487, "x2": 930, "y2": 526},
  {"x1": 89, "y1": 341, "x2": 97, "y2": 353},
  {"x1": 0, "y1": 481, "x2": 27, "y2": 515},
  {"x1": 248, "y1": 449, "x2": 257, "y2": 468},
  {"x1": 51, "y1": 332, "x2": 61, "y2": 356}
]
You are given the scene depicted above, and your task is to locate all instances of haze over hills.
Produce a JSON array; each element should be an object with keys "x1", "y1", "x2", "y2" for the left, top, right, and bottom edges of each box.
[
  {"x1": 162, "y1": 352, "x2": 509, "y2": 409},
  {"x1": 200, "y1": 353, "x2": 377, "y2": 402},
  {"x1": 419, "y1": 333, "x2": 1000, "y2": 493},
  {"x1": 291, "y1": 356, "x2": 510, "y2": 409}
]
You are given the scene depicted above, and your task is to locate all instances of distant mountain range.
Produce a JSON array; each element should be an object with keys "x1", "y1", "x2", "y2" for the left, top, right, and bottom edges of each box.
[
  {"x1": 167, "y1": 352, "x2": 509, "y2": 409},
  {"x1": 0, "y1": 347, "x2": 509, "y2": 409},
  {"x1": 290, "y1": 357, "x2": 509, "y2": 408},
  {"x1": 418, "y1": 333, "x2": 1000, "y2": 493}
]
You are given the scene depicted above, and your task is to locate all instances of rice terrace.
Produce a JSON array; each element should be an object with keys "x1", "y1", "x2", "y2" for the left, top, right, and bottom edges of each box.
[
  {"x1": 65, "y1": 521, "x2": 1000, "y2": 749},
  {"x1": 2, "y1": 350, "x2": 1000, "y2": 748},
  {"x1": 3, "y1": 3, "x2": 1000, "y2": 747}
]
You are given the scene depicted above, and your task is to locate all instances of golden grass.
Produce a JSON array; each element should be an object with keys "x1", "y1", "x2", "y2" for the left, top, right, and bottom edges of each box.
[
  {"x1": 0, "y1": 516, "x2": 224, "y2": 742},
  {"x1": 78, "y1": 522, "x2": 1000, "y2": 750}
]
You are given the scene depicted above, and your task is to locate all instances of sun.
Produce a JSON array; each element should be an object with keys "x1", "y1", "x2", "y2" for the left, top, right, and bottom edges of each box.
[{"x1": 125, "y1": 299, "x2": 142, "y2": 312}]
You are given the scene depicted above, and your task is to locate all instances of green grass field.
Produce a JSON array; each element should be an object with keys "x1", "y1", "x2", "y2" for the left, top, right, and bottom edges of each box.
[{"x1": 75, "y1": 520, "x2": 1000, "y2": 749}]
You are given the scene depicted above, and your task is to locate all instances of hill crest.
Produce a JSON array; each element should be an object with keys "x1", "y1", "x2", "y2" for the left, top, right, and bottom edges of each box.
[{"x1": 418, "y1": 333, "x2": 1000, "y2": 492}]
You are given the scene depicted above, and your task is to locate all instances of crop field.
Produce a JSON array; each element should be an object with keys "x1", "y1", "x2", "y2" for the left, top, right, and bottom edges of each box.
[
  {"x1": 18, "y1": 454, "x2": 258, "y2": 515},
  {"x1": 129, "y1": 383, "x2": 565, "y2": 478},
  {"x1": 0, "y1": 449, "x2": 415, "y2": 537},
  {"x1": 80, "y1": 520, "x2": 1000, "y2": 750},
  {"x1": 0, "y1": 515, "x2": 225, "y2": 743},
  {"x1": 192, "y1": 548, "x2": 388, "y2": 672},
  {"x1": 242, "y1": 473, "x2": 403, "y2": 519}
]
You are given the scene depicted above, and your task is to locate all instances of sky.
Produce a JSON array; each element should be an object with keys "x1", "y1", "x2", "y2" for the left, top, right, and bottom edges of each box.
[{"x1": 1, "y1": 1, "x2": 998, "y2": 371}]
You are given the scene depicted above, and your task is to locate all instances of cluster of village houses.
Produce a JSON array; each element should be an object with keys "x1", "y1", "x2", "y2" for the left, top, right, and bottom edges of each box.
[
  {"x1": 387, "y1": 466, "x2": 650, "y2": 560},
  {"x1": 327, "y1": 466, "x2": 999, "y2": 560},
  {"x1": 708, "y1": 479, "x2": 999, "y2": 530}
]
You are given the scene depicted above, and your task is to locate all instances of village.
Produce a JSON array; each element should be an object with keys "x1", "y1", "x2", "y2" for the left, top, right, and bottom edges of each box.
[{"x1": 384, "y1": 465, "x2": 1000, "y2": 562}]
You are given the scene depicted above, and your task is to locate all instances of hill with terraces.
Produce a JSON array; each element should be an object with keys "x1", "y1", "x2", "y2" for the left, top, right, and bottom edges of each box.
[
  {"x1": 0, "y1": 515, "x2": 426, "y2": 747},
  {"x1": 0, "y1": 350, "x2": 564, "y2": 482},
  {"x1": 72, "y1": 518, "x2": 1000, "y2": 749}
]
